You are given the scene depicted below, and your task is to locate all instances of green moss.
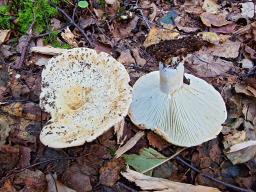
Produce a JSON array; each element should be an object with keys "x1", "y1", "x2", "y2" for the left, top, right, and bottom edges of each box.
[
  {"x1": 0, "y1": 5, "x2": 13, "y2": 29},
  {"x1": 17, "y1": 0, "x2": 60, "y2": 33}
]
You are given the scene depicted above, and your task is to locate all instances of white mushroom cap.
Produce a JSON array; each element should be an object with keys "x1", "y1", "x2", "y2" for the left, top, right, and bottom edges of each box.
[
  {"x1": 129, "y1": 63, "x2": 227, "y2": 147},
  {"x1": 40, "y1": 48, "x2": 132, "y2": 148}
]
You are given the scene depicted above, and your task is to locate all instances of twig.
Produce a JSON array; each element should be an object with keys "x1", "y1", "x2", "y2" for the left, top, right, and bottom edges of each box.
[
  {"x1": 48, "y1": 0, "x2": 94, "y2": 47},
  {"x1": 13, "y1": 20, "x2": 35, "y2": 69},
  {"x1": 174, "y1": 155, "x2": 253, "y2": 192},
  {"x1": 0, "y1": 157, "x2": 75, "y2": 184}
]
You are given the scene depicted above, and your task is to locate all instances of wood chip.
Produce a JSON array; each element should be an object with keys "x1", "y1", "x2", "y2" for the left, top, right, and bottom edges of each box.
[
  {"x1": 0, "y1": 30, "x2": 10, "y2": 44},
  {"x1": 115, "y1": 131, "x2": 144, "y2": 158},
  {"x1": 30, "y1": 46, "x2": 66, "y2": 55}
]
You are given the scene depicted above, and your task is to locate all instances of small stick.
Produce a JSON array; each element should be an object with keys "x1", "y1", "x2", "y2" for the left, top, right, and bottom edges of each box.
[
  {"x1": 13, "y1": 20, "x2": 35, "y2": 69},
  {"x1": 48, "y1": 0, "x2": 94, "y2": 47},
  {"x1": 174, "y1": 155, "x2": 253, "y2": 192}
]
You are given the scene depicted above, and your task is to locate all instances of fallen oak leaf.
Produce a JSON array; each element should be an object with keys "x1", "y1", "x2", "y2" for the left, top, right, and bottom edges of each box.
[{"x1": 122, "y1": 168, "x2": 221, "y2": 192}]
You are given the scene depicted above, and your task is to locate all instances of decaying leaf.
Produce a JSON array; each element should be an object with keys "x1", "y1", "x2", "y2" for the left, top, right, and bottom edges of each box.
[
  {"x1": 174, "y1": 11, "x2": 203, "y2": 33},
  {"x1": 202, "y1": 0, "x2": 220, "y2": 14},
  {"x1": 115, "y1": 131, "x2": 144, "y2": 158},
  {"x1": 99, "y1": 158, "x2": 125, "y2": 186},
  {"x1": 143, "y1": 27, "x2": 179, "y2": 47},
  {"x1": 235, "y1": 83, "x2": 256, "y2": 98},
  {"x1": 0, "y1": 180, "x2": 16, "y2": 192},
  {"x1": 14, "y1": 169, "x2": 47, "y2": 192},
  {"x1": 147, "y1": 132, "x2": 169, "y2": 151},
  {"x1": 184, "y1": 52, "x2": 233, "y2": 77},
  {"x1": 200, "y1": 12, "x2": 231, "y2": 27},
  {"x1": 225, "y1": 140, "x2": 256, "y2": 164},
  {"x1": 198, "y1": 32, "x2": 220, "y2": 44},
  {"x1": 46, "y1": 173, "x2": 76, "y2": 192},
  {"x1": 203, "y1": 39, "x2": 240, "y2": 58},
  {"x1": 122, "y1": 168, "x2": 221, "y2": 191},
  {"x1": 0, "y1": 115, "x2": 14, "y2": 146},
  {"x1": 123, "y1": 147, "x2": 167, "y2": 173},
  {"x1": 117, "y1": 49, "x2": 135, "y2": 66},
  {"x1": 132, "y1": 48, "x2": 146, "y2": 67}
]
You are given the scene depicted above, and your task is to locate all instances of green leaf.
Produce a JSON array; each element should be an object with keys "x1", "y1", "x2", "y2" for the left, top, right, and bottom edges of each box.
[
  {"x1": 123, "y1": 148, "x2": 167, "y2": 174},
  {"x1": 78, "y1": 1, "x2": 89, "y2": 8}
]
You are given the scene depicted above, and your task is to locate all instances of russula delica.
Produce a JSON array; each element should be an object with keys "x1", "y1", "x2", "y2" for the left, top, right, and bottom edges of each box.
[
  {"x1": 129, "y1": 62, "x2": 227, "y2": 147},
  {"x1": 40, "y1": 48, "x2": 132, "y2": 148}
]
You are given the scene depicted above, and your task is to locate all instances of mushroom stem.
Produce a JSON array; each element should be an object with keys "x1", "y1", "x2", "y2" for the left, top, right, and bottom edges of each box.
[{"x1": 159, "y1": 63, "x2": 184, "y2": 94}]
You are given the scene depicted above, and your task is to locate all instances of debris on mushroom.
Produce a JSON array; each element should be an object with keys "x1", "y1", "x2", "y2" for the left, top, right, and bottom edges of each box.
[
  {"x1": 128, "y1": 61, "x2": 227, "y2": 147},
  {"x1": 40, "y1": 48, "x2": 132, "y2": 148}
]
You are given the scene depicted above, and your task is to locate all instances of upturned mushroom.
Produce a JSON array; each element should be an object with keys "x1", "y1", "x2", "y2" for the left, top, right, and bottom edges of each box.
[
  {"x1": 40, "y1": 48, "x2": 132, "y2": 148},
  {"x1": 129, "y1": 62, "x2": 227, "y2": 147}
]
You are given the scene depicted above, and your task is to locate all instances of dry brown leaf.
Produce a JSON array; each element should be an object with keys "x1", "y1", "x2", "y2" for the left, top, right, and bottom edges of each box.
[
  {"x1": 46, "y1": 173, "x2": 76, "y2": 192},
  {"x1": 132, "y1": 48, "x2": 146, "y2": 66},
  {"x1": 0, "y1": 180, "x2": 16, "y2": 192},
  {"x1": 184, "y1": 52, "x2": 233, "y2": 77},
  {"x1": 115, "y1": 131, "x2": 144, "y2": 158},
  {"x1": 223, "y1": 131, "x2": 247, "y2": 149},
  {"x1": 225, "y1": 140, "x2": 256, "y2": 164},
  {"x1": 61, "y1": 28, "x2": 78, "y2": 47},
  {"x1": 242, "y1": 101, "x2": 256, "y2": 125},
  {"x1": 143, "y1": 27, "x2": 179, "y2": 47},
  {"x1": 235, "y1": 83, "x2": 256, "y2": 98},
  {"x1": 117, "y1": 49, "x2": 135, "y2": 66},
  {"x1": 200, "y1": 12, "x2": 231, "y2": 27},
  {"x1": 122, "y1": 168, "x2": 221, "y2": 192},
  {"x1": 204, "y1": 40, "x2": 240, "y2": 58},
  {"x1": 210, "y1": 24, "x2": 236, "y2": 34},
  {"x1": 14, "y1": 169, "x2": 47, "y2": 192},
  {"x1": 202, "y1": 0, "x2": 220, "y2": 14},
  {"x1": 147, "y1": 132, "x2": 169, "y2": 151},
  {"x1": 114, "y1": 119, "x2": 125, "y2": 145},
  {"x1": 0, "y1": 115, "x2": 14, "y2": 146},
  {"x1": 0, "y1": 30, "x2": 10, "y2": 44},
  {"x1": 175, "y1": 15, "x2": 201, "y2": 33},
  {"x1": 30, "y1": 46, "x2": 66, "y2": 55},
  {"x1": 99, "y1": 158, "x2": 125, "y2": 186}
]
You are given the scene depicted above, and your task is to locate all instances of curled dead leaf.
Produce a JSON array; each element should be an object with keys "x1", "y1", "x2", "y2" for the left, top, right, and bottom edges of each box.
[{"x1": 200, "y1": 12, "x2": 231, "y2": 27}]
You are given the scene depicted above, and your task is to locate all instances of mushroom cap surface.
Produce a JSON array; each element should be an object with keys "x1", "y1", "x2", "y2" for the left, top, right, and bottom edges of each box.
[
  {"x1": 129, "y1": 64, "x2": 227, "y2": 147},
  {"x1": 40, "y1": 48, "x2": 132, "y2": 148}
]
